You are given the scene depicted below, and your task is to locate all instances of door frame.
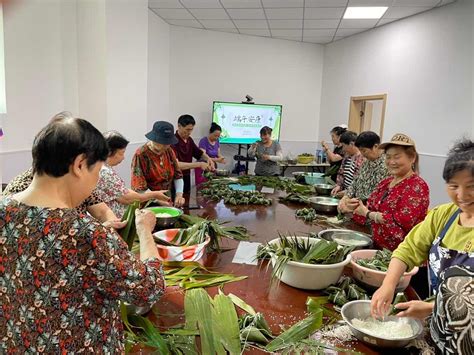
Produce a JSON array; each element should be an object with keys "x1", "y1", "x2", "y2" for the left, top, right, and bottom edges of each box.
[{"x1": 348, "y1": 94, "x2": 387, "y2": 137}]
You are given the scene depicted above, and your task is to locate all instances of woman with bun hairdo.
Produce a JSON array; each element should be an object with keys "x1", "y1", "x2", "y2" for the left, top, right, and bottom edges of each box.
[
  {"x1": 370, "y1": 138, "x2": 474, "y2": 354},
  {"x1": 195, "y1": 122, "x2": 227, "y2": 185}
]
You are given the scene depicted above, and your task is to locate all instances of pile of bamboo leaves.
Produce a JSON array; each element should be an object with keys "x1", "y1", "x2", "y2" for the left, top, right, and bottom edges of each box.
[
  {"x1": 237, "y1": 175, "x2": 315, "y2": 195},
  {"x1": 163, "y1": 261, "x2": 247, "y2": 290},
  {"x1": 123, "y1": 289, "x2": 357, "y2": 354}
]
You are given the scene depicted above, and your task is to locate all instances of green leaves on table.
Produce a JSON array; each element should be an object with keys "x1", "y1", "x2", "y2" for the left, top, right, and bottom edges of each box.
[{"x1": 163, "y1": 261, "x2": 247, "y2": 290}]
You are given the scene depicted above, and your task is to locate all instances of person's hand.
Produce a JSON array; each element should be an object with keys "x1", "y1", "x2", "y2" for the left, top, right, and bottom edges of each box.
[
  {"x1": 174, "y1": 193, "x2": 185, "y2": 208},
  {"x1": 321, "y1": 141, "x2": 329, "y2": 152},
  {"x1": 199, "y1": 162, "x2": 210, "y2": 170},
  {"x1": 262, "y1": 154, "x2": 270, "y2": 161},
  {"x1": 134, "y1": 209, "x2": 156, "y2": 234},
  {"x1": 103, "y1": 219, "x2": 127, "y2": 230},
  {"x1": 207, "y1": 159, "x2": 216, "y2": 171},
  {"x1": 371, "y1": 284, "x2": 396, "y2": 319},
  {"x1": 338, "y1": 197, "x2": 350, "y2": 214},
  {"x1": 345, "y1": 198, "x2": 360, "y2": 212},
  {"x1": 353, "y1": 200, "x2": 369, "y2": 217},
  {"x1": 216, "y1": 157, "x2": 226, "y2": 164},
  {"x1": 394, "y1": 301, "x2": 434, "y2": 320},
  {"x1": 331, "y1": 185, "x2": 341, "y2": 196},
  {"x1": 153, "y1": 190, "x2": 172, "y2": 205}
]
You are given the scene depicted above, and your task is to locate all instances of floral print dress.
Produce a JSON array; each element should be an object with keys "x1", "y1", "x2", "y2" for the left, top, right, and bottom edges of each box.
[
  {"x1": 131, "y1": 145, "x2": 183, "y2": 192},
  {"x1": 0, "y1": 197, "x2": 165, "y2": 354},
  {"x1": 96, "y1": 164, "x2": 129, "y2": 219},
  {"x1": 354, "y1": 174, "x2": 430, "y2": 251}
]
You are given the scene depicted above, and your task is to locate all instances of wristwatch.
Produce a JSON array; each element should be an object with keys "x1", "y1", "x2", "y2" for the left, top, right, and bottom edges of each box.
[{"x1": 365, "y1": 210, "x2": 371, "y2": 220}]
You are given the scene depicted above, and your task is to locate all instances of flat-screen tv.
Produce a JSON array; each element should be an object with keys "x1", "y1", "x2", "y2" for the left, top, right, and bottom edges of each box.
[{"x1": 212, "y1": 101, "x2": 282, "y2": 144}]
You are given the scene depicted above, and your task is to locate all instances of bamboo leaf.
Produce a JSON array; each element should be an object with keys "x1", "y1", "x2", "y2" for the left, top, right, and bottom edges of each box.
[
  {"x1": 227, "y1": 293, "x2": 257, "y2": 316},
  {"x1": 128, "y1": 315, "x2": 170, "y2": 354},
  {"x1": 184, "y1": 289, "x2": 216, "y2": 354},
  {"x1": 212, "y1": 294, "x2": 242, "y2": 354},
  {"x1": 265, "y1": 309, "x2": 323, "y2": 352}
]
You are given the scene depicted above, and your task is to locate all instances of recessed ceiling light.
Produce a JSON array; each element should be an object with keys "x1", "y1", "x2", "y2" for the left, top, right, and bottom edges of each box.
[{"x1": 343, "y1": 7, "x2": 388, "y2": 19}]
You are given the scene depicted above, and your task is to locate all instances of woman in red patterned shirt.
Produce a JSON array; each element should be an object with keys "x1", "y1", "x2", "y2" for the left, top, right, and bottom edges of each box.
[
  {"x1": 0, "y1": 115, "x2": 164, "y2": 353},
  {"x1": 353, "y1": 133, "x2": 430, "y2": 251}
]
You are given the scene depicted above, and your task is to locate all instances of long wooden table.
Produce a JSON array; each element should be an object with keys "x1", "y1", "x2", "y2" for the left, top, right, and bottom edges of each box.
[{"x1": 141, "y1": 189, "x2": 420, "y2": 354}]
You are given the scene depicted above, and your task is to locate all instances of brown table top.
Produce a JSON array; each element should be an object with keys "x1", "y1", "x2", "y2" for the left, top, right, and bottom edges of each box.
[{"x1": 142, "y1": 190, "x2": 419, "y2": 354}]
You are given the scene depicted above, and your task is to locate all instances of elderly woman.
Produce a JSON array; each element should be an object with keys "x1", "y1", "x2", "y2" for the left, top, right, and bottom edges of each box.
[
  {"x1": 0, "y1": 116, "x2": 164, "y2": 353},
  {"x1": 3, "y1": 112, "x2": 124, "y2": 230},
  {"x1": 353, "y1": 133, "x2": 430, "y2": 251},
  {"x1": 338, "y1": 131, "x2": 389, "y2": 213},
  {"x1": 248, "y1": 126, "x2": 283, "y2": 176},
  {"x1": 322, "y1": 125, "x2": 347, "y2": 182},
  {"x1": 195, "y1": 122, "x2": 227, "y2": 186},
  {"x1": 131, "y1": 121, "x2": 185, "y2": 207},
  {"x1": 97, "y1": 131, "x2": 171, "y2": 218},
  {"x1": 371, "y1": 139, "x2": 474, "y2": 355}
]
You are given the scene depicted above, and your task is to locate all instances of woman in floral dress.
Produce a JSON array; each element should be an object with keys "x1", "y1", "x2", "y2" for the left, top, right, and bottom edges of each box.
[
  {"x1": 0, "y1": 115, "x2": 165, "y2": 353},
  {"x1": 371, "y1": 139, "x2": 474, "y2": 354},
  {"x1": 97, "y1": 131, "x2": 171, "y2": 218},
  {"x1": 353, "y1": 133, "x2": 430, "y2": 251}
]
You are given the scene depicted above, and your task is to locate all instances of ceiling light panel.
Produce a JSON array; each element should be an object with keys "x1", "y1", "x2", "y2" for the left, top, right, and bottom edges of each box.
[{"x1": 343, "y1": 7, "x2": 388, "y2": 19}]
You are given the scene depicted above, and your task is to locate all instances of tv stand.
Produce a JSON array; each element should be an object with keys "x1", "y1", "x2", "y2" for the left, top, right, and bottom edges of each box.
[{"x1": 233, "y1": 144, "x2": 255, "y2": 175}]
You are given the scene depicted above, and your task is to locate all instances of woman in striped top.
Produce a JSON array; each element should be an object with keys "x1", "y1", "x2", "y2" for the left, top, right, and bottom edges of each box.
[{"x1": 331, "y1": 131, "x2": 365, "y2": 198}]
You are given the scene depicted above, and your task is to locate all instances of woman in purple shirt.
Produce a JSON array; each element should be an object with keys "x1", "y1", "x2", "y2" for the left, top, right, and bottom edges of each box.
[{"x1": 195, "y1": 123, "x2": 227, "y2": 185}]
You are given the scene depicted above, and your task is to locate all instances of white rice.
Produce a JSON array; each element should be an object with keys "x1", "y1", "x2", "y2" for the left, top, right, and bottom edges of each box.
[
  {"x1": 351, "y1": 318, "x2": 415, "y2": 339},
  {"x1": 333, "y1": 237, "x2": 367, "y2": 246},
  {"x1": 155, "y1": 212, "x2": 172, "y2": 218}
]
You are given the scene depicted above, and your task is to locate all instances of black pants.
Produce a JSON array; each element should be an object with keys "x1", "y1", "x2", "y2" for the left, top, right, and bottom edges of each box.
[{"x1": 409, "y1": 266, "x2": 429, "y2": 300}]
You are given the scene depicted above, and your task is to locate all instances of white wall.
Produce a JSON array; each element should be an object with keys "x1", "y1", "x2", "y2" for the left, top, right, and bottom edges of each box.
[
  {"x1": 105, "y1": 0, "x2": 148, "y2": 141},
  {"x1": 319, "y1": 0, "x2": 473, "y2": 206},
  {"x1": 147, "y1": 10, "x2": 171, "y2": 130},
  {"x1": 2, "y1": 0, "x2": 74, "y2": 153},
  {"x1": 168, "y1": 26, "x2": 325, "y2": 142}
]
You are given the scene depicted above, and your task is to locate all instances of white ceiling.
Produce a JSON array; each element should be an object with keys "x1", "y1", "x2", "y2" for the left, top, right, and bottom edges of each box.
[{"x1": 149, "y1": 0, "x2": 456, "y2": 44}]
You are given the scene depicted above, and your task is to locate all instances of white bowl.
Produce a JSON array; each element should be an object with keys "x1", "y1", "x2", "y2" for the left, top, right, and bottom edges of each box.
[
  {"x1": 268, "y1": 236, "x2": 351, "y2": 290},
  {"x1": 350, "y1": 249, "x2": 418, "y2": 292}
]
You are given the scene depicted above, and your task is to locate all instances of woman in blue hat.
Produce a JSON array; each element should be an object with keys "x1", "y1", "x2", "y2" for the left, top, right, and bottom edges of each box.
[{"x1": 131, "y1": 121, "x2": 185, "y2": 207}]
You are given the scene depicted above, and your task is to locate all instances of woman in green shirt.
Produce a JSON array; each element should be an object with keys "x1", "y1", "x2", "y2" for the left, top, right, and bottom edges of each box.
[{"x1": 371, "y1": 139, "x2": 474, "y2": 354}]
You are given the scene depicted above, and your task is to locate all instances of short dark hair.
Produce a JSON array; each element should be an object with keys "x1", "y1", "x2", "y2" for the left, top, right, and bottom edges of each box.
[
  {"x1": 330, "y1": 126, "x2": 347, "y2": 136},
  {"x1": 103, "y1": 131, "x2": 129, "y2": 156},
  {"x1": 339, "y1": 131, "x2": 358, "y2": 145},
  {"x1": 443, "y1": 139, "x2": 474, "y2": 182},
  {"x1": 178, "y1": 114, "x2": 196, "y2": 127},
  {"x1": 355, "y1": 131, "x2": 381, "y2": 149},
  {"x1": 32, "y1": 113, "x2": 108, "y2": 177},
  {"x1": 260, "y1": 126, "x2": 272, "y2": 136},
  {"x1": 210, "y1": 122, "x2": 222, "y2": 133}
]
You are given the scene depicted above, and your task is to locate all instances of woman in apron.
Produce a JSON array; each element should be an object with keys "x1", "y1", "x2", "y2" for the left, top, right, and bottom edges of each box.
[{"x1": 370, "y1": 138, "x2": 474, "y2": 354}]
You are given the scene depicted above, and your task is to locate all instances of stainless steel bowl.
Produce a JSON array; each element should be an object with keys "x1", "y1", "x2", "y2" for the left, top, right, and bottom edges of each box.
[
  {"x1": 308, "y1": 196, "x2": 339, "y2": 214},
  {"x1": 314, "y1": 183, "x2": 333, "y2": 196},
  {"x1": 341, "y1": 300, "x2": 423, "y2": 348},
  {"x1": 318, "y1": 229, "x2": 372, "y2": 249},
  {"x1": 215, "y1": 169, "x2": 230, "y2": 177},
  {"x1": 147, "y1": 206, "x2": 183, "y2": 229}
]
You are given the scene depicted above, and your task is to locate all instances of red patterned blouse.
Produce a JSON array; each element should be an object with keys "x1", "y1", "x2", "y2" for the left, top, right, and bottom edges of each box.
[
  {"x1": 0, "y1": 198, "x2": 165, "y2": 353},
  {"x1": 354, "y1": 174, "x2": 430, "y2": 251}
]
